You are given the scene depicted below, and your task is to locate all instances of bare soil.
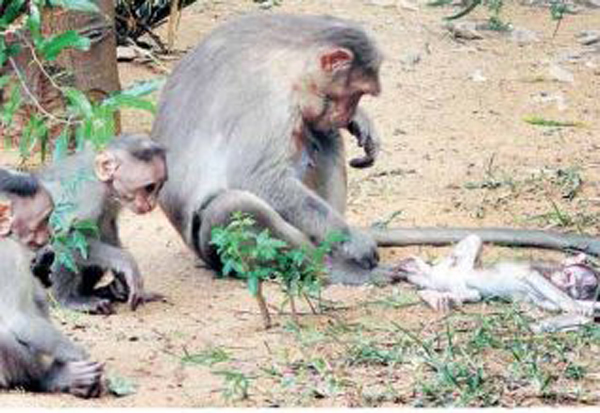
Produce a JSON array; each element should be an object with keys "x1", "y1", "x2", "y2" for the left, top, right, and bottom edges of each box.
[{"x1": 1, "y1": 0, "x2": 600, "y2": 407}]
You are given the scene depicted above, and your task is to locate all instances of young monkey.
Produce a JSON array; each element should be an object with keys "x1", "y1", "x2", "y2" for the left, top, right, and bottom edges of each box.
[
  {"x1": 395, "y1": 234, "x2": 600, "y2": 315},
  {"x1": 0, "y1": 169, "x2": 104, "y2": 398}
]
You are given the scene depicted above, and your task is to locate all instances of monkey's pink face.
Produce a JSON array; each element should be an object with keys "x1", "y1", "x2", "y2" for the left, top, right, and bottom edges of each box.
[
  {"x1": 305, "y1": 68, "x2": 381, "y2": 132},
  {"x1": 551, "y1": 264, "x2": 599, "y2": 300},
  {"x1": 111, "y1": 156, "x2": 167, "y2": 215},
  {"x1": 10, "y1": 190, "x2": 54, "y2": 250}
]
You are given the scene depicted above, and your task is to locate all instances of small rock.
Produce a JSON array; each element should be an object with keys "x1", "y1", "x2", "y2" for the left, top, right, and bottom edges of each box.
[
  {"x1": 531, "y1": 91, "x2": 567, "y2": 111},
  {"x1": 367, "y1": 0, "x2": 397, "y2": 6},
  {"x1": 397, "y1": 0, "x2": 419, "y2": 10},
  {"x1": 399, "y1": 52, "x2": 422, "y2": 69},
  {"x1": 548, "y1": 63, "x2": 575, "y2": 83},
  {"x1": 445, "y1": 21, "x2": 484, "y2": 40},
  {"x1": 469, "y1": 69, "x2": 487, "y2": 82},
  {"x1": 577, "y1": 30, "x2": 600, "y2": 46},
  {"x1": 509, "y1": 28, "x2": 540, "y2": 44},
  {"x1": 116, "y1": 46, "x2": 137, "y2": 62}
]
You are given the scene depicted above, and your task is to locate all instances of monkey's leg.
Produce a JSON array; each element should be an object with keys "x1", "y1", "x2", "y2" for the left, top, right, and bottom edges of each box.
[
  {"x1": 197, "y1": 189, "x2": 313, "y2": 269},
  {"x1": 50, "y1": 265, "x2": 115, "y2": 315},
  {"x1": 83, "y1": 239, "x2": 147, "y2": 311},
  {"x1": 368, "y1": 227, "x2": 600, "y2": 257},
  {"x1": 94, "y1": 271, "x2": 166, "y2": 304},
  {"x1": 418, "y1": 290, "x2": 457, "y2": 312},
  {"x1": 0, "y1": 329, "x2": 46, "y2": 391},
  {"x1": 9, "y1": 314, "x2": 87, "y2": 363}
]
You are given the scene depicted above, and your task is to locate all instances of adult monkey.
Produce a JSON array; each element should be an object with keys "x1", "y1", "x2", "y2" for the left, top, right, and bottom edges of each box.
[
  {"x1": 38, "y1": 134, "x2": 168, "y2": 314},
  {"x1": 153, "y1": 14, "x2": 385, "y2": 284},
  {"x1": 0, "y1": 169, "x2": 104, "y2": 398},
  {"x1": 153, "y1": 14, "x2": 600, "y2": 285}
]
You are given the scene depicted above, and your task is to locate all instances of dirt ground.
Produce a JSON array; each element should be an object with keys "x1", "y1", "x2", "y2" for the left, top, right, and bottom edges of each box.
[{"x1": 1, "y1": 0, "x2": 600, "y2": 407}]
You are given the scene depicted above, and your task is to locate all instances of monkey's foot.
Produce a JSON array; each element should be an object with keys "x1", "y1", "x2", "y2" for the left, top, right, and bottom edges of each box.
[
  {"x1": 418, "y1": 290, "x2": 456, "y2": 312},
  {"x1": 61, "y1": 297, "x2": 115, "y2": 315},
  {"x1": 531, "y1": 314, "x2": 592, "y2": 334},
  {"x1": 47, "y1": 361, "x2": 105, "y2": 398}
]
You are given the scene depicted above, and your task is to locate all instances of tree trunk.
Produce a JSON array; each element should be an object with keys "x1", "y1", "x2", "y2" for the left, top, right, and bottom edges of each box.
[{"x1": 43, "y1": 0, "x2": 122, "y2": 130}]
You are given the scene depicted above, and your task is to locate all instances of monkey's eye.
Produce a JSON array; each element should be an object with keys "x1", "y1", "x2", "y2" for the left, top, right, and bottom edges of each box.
[{"x1": 144, "y1": 183, "x2": 157, "y2": 194}]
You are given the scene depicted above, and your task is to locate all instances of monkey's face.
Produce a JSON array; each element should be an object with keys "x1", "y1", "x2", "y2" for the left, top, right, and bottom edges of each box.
[
  {"x1": 551, "y1": 264, "x2": 599, "y2": 300},
  {"x1": 302, "y1": 48, "x2": 381, "y2": 132},
  {"x1": 312, "y1": 69, "x2": 380, "y2": 131},
  {"x1": 111, "y1": 155, "x2": 167, "y2": 215},
  {"x1": 10, "y1": 189, "x2": 54, "y2": 250}
]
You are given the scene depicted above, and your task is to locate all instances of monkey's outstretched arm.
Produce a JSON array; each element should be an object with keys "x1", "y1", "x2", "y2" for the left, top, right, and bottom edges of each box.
[
  {"x1": 367, "y1": 227, "x2": 600, "y2": 257},
  {"x1": 84, "y1": 239, "x2": 144, "y2": 310}
]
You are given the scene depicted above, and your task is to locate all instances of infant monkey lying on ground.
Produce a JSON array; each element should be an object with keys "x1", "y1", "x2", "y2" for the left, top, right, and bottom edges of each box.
[{"x1": 395, "y1": 235, "x2": 600, "y2": 318}]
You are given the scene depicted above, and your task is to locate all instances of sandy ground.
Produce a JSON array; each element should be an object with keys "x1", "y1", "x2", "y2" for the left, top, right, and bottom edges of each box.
[{"x1": 1, "y1": 0, "x2": 600, "y2": 407}]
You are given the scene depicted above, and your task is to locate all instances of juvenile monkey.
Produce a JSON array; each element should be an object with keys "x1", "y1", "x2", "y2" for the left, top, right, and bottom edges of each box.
[
  {"x1": 38, "y1": 134, "x2": 168, "y2": 314},
  {"x1": 395, "y1": 234, "x2": 600, "y2": 315},
  {"x1": 153, "y1": 14, "x2": 385, "y2": 284},
  {"x1": 0, "y1": 169, "x2": 104, "y2": 398}
]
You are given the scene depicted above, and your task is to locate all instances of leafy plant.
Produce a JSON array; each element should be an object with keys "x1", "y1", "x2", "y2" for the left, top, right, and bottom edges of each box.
[
  {"x1": 181, "y1": 346, "x2": 231, "y2": 367},
  {"x1": 210, "y1": 212, "x2": 345, "y2": 328},
  {"x1": 108, "y1": 373, "x2": 137, "y2": 397},
  {"x1": 213, "y1": 369, "x2": 251, "y2": 401},
  {"x1": 1, "y1": 0, "x2": 163, "y2": 270},
  {"x1": 523, "y1": 116, "x2": 584, "y2": 128}
]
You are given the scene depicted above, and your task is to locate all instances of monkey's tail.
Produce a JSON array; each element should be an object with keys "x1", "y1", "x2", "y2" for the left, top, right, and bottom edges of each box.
[{"x1": 367, "y1": 227, "x2": 600, "y2": 257}]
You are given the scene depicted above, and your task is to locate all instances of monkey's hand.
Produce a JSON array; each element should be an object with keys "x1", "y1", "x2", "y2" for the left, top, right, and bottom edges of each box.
[
  {"x1": 337, "y1": 229, "x2": 379, "y2": 270},
  {"x1": 347, "y1": 110, "x2": 381, "y2": 169},
  {"x1": 31, "y1": 245, "x2": 55, "y2": 288},
  {"x1": 86, "y1": 240, "x2": 146, "y2": 311}
]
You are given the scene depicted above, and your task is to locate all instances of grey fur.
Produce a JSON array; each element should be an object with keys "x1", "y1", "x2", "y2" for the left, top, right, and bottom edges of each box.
[
  {"x1": 152, "y1": 14, "x2": 386, "y2": 284},
  {"x1": 0, "y1": 168, "x2": 40, "y2": 198},
  {"x1": 0, "y1": 211, "x2": 103, "y2": 397},
  {"x1": 38, "y1": 134, "x2": 164, "y2": 314}
]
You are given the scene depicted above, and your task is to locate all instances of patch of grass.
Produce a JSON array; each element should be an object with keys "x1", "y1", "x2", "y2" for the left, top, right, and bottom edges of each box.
[
  {"x1": 107, "y1": 373, "x2": 137, "y2": 397},
  {"x1": 525, "y1": 200, "x2": 599, "y2": 231},
  {"x1": 523, "y1": 116, "x2": 585, "y2": 128},
  {"x1": 180, "y1": 346, "x2": 230, "y2": 367},
  {"x1": 213, "y1": 369, "x2": 251, "y2": 401}
]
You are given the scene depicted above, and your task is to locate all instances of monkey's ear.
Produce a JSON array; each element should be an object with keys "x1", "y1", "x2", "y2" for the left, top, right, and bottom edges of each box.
[
  {"x1": 320, "y1": 48, "x2": 354, "y2": 73},
  {"x1": 94, "y1": 151, "x2": 119, "y2": 182},
  {"x1": 0, "y1": 201, "x2": 13, "y2": 236}
]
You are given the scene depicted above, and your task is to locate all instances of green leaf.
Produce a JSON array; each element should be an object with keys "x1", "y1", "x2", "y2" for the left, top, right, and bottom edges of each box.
[
  {"x1": 19, "y1": 114, "x2": 47, "y2": 158},
  {"x1": 118, "y1": 78, "x2": 165, "y2": 98},
  {"x1": 47, "y1": 0, "x2": 100, "y2": 12},
  {"x1": 248, "y1": 276, "x2": 259, "y2": 296},
  {"x1": 102, "y1": 95, "x2": 156, "y2": 113},
  {"x1": 0, "y1": 0, "x2": 26, "y2": 28},
  {"x1": 39, "y1": 30, "x2": 91, "y2": 61},
  {"x1": 107, "y1": 374, "x2": 137, "y2": 397},
  {"x1": 0, "y1": 85, "x2": 22, "y2": 127},
  {"x1": 26, "y1": 2, "x2": 42, "y2": 44},
  {"x1": 52, "y1": 129, "x2": 70, "y2": 162},
  {"x1": 64, "y1": 87, "x2": 93, "y2": 117},
  {"x1": 0, "y1": 75, "x2": 12, "y2": 90},
  {"x1": 73, "y1": 219, "x2": 99, "y2": 237}
]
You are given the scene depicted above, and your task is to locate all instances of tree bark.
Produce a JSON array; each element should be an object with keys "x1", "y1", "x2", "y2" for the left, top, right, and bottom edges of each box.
[{"x1": 43, "y1": 0, "x2": 121, "y2": 129}]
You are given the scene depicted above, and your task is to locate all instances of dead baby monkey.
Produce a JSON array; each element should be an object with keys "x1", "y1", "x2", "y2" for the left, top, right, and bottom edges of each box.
[
  {"x1": 36, "y1": 134, "x2": 168, "y2": 314},
  {"x1": 0, "y1": 169, "x2": 104, "y2": 398},
  {"x1": 395, "y1": 234, "x2": 600, "y2": 315}
]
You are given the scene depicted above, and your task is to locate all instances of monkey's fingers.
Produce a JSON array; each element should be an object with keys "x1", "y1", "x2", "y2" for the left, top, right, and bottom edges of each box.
[
  {"x1": 123, "y1": 271, "x2": 144, "y2": 311},
  {"x1": 349, "y1": 155, "x2": 375, "y2": 169}
]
